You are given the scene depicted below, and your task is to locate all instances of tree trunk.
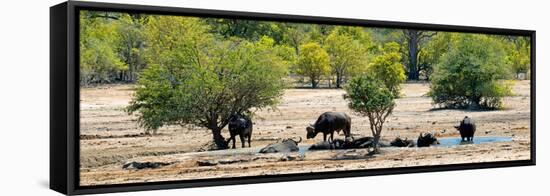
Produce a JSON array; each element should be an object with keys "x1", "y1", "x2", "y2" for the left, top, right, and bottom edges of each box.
[
  {"x1": 372, "y1": 134, "x2": 381, "y2": 154},
  {"x1": 311, "y1": 78, "x2": 318, "y2": 88},
  {"x1": 211, "y1": 128, "x2": 228, "y2": 150},
  {"x1": 336, "y1": 72, "x2": 342, "y2": 88},
  {"x1": 407, "y1": 30, "x2": 420, "y2": 80}
]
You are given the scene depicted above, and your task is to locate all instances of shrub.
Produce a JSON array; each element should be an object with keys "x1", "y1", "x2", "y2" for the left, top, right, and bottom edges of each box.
[{"x1": 429, "y1": 34, "x2": 512, "y2": 109}]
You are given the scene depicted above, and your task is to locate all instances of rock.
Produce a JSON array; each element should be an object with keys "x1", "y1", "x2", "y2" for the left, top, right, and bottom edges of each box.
[
  {"x1": 286, "y1": 125, "x2": 292, "y2": 129},
  {"x1": 197, "y1": 141, "x2": 227, "y2": 152},
  {"x1": 197, "y1": 160, "x2": 218, "y2": 166},
  {"x1": 219, "y1": 158, "x2": 250, "y2": 164},
  {"x1": 333, "y1": 149, "x2": 373, "y2": 160},
  {"x1": 122, "y1": 161, "x2": 171, "y2": 170},
  {"x1": 279, "y1": 154, "x2": 304, "y2": 161}
]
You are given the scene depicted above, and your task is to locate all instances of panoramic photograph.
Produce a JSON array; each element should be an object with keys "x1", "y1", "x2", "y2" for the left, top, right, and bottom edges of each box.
[{"x1": 78, "y1": 10, "x2": 531, "y2": 186}]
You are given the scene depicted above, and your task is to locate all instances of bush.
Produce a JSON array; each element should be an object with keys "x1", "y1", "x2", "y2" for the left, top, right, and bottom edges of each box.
[
  {"x1": 344, "y1": 74, "x2": 395, "y2": 153},
  {"x1": 429, "y1": 34, "x2": 512, "y2": 109}
]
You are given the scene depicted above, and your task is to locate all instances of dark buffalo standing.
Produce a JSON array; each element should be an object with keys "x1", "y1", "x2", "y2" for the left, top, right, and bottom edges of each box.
[
  {"x1": 259, "y1": 137, "x2": 302, "y2": 153},
  {"x1": 226, "y1": 114, "x2": 253, "y2": 149},
  {"x1": 454, "y1": 116, "x2": 476, "y2": 142},
  {"x1": 306, "y1": 112, "x2": 351, "y2": 142},
  {"x1": 417, "y1": 132, "x2": 439, "y2": 147}
]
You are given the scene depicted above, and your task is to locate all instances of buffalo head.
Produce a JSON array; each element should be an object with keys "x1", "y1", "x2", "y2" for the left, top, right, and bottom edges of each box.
[
  {"x1": 306, "y1": 125, "x2": 317, "y2": 139},
  {"x1": 283, "y1": 136, "x2": 303, "y2": 145},
  {"x1": 417, "y1": 132, "x2": 440, "y2": 147}
]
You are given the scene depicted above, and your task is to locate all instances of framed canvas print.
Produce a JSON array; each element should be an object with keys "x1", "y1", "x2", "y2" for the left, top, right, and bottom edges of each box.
[{"x1": 50, "y1": 1, "x2": 536, "y2": 195}]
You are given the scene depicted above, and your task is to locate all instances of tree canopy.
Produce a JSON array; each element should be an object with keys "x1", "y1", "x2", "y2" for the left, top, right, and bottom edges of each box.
[
  {"x1": 344, "y1": 74, "x2": 395, "y2": 153},
  {"x1": 295, "y1": 42, "x2": 330, "y2": 88},
  {"x1": 127, "y1": 16, "x2": 288, "y2": 149},
  {"x1": 368, "y1": 42, "x2": 406, "y2": 97}
]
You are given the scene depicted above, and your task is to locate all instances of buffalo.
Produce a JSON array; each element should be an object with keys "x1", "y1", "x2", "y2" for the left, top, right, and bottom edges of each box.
[
  {"x1": 417, "y1": 132, "x2": 440, "y2": 147},
  {"x1": 259, "y1": 137, "x2": 302, "y2": 153},
  {"x1": 306, "y1": 112, "x2": 352, "y2": 142},
  {"x1": 390, "y1": 137, "x2": 415, "y2": 147},
  {"x1": 308, "y1": 136, "x2": 376, "y2": 150},
  {"x1": 226, "y1": 113, "x2": 253, "y2": 149},
  {"x1": 309, "y1": 138, "x2": 348, "y2": 150},
  {"x1": 454, "y1": 116, "x2": 476, "y2": 142}
]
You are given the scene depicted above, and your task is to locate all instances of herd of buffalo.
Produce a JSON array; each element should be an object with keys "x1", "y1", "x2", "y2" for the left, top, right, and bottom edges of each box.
[{"x1": 225, "y1": 112, "x2": 477, "y2": 153}]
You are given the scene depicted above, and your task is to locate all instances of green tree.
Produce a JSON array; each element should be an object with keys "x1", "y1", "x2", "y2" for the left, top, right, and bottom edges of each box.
[
  {"x1": 281, "y1": 23, "x2": 314, "y2": 55},
  {"x1": 116, "y1": 13, "x2": 148, "y2": 82},
  {"x1": 429, "y1": 34, "x2": 512, "y2": 109},
  {"x1": 403, "y1": 30, "x2": 436, "y2": 80},
  {"x1": 80, "y1": 11, "x2": 127, "y2": 85},
  {"x1": 127, "y1": 16, "x2": 288, "y2": 149},
  {"x1": 505, "y1": 37, "x2": 530, "y2": 79},
  {"x1": 296, "y1": 42, "x2": 330, "y2": 88},
  {"x1": 418, "y1": 32, "x2": 456, "y2": 80},
  {"x1": 344, "y1": 74, "x2": 395, "y2": 153},
  {"x1": 324, "y1": 27, "x2": 369, "y2": 88},
  {"x1": 368, "y1": 42, "x2": 406, "y2": 96}
]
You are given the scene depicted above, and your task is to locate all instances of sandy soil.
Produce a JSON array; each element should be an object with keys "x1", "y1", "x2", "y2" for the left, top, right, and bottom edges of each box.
[{"x1": 79, "y1": 81, "x2": 531, "y2": 186}]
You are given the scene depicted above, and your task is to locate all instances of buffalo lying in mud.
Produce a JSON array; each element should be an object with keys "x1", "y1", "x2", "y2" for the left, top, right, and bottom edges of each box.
[
  {"x1": 390, "y1": 137, "x2": 416, "y2": 147},
  {"x1": 306, "y1": 112, "x2": 352, "y2": 142},
  {"x1": 308, "y1": 139, "x2": 344, "y2": 150},
  {"x1": 259, "y1": 137, "x2": 302, "y2": 153},
  {"x1": 308, "y1": 136, "x2": 376, "y2": 150},
  {"x1": 417, "y1": 132, "x2": 440, "y2": 147},
  {"x1": 226, "y1": 113, "x2": 253, "y2": 149},
  {"x1": 455, "y1": 116, "x2": 476, "y2": 142}
]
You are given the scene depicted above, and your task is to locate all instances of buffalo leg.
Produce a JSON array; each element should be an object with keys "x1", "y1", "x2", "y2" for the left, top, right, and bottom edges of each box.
[
  {"x1": 231, "y1": 136, "x2": 236, "y2": 149},
  {"x1": 323, "y1": 133, "x2": 327, "y2": 141},
  {"x1": 330, "y1": 133, "x2": 334, "y2": 142},
  {"x1": 247, "y1": 135, "x2": 251, "y2": 147},
  {"x1": 239, "y1": 135, "x2": 245, "y2": 148}
]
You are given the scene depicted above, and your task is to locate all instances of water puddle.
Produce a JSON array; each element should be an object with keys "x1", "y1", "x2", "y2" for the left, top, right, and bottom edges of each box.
[
  {"x1": 197, "y1": 136, "x2": 513, "y2": 157},
  {"x1": 436, "y1": 136, "x2": 512, "y2": 147}
]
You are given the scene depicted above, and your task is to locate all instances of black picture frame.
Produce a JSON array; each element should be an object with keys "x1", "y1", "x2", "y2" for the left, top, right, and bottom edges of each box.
[{"x1": 50, "y1": 1, "x2": 536, "y2": 195}]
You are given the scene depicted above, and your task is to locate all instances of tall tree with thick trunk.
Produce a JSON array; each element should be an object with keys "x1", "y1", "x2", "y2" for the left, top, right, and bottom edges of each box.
[{"x1": 403, "y1": 30, "x2": 436, "y2": 80}]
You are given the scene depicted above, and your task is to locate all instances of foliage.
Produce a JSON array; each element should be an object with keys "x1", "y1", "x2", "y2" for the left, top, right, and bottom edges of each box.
[
  {"x1": 324, "y1": 27, "x2": 370, "y2": 88},
  {"x1": 115, "y1": 13, "x2": 148, "y2": 82},
  {"x1": 127, "y1": 16, "x2": 288, "y2": 149},
  {"x1": 80, "y1": 11, "x2": 127, "y2": 85},
  {"x1": 368, "y1": 42, "x2": 406, "y2": 96},
  {"x1": 505, "y1": 37, "x2": 531, "y2": 79},
  {"x1": 295, "y1": 42, "x2": 331, "y2": 88},
  {"x1": 429, "y1": 34, "x2": 512, "y2": 109},
  {"x1": 344, "y1": 74, "x2": 395, "y2": 153},
  {"x1": 419, "y1": 32, "x2": 456, "y2": 80}
]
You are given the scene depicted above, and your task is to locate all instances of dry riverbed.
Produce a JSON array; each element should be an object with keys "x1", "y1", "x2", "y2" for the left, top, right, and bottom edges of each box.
[{"x1": 79, "y1": 81, "x2": 531, "y2": 186}]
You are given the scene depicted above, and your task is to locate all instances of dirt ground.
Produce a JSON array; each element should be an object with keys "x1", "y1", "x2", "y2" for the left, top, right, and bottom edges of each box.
[{"x1": 79, "y1": 81, "x2": 531, "y2": 186}]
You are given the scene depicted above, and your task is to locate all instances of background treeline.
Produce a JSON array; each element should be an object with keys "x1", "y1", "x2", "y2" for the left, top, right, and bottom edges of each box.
[{"x1": 80, "y1": 11, "x2": 531, "y2": 87}]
